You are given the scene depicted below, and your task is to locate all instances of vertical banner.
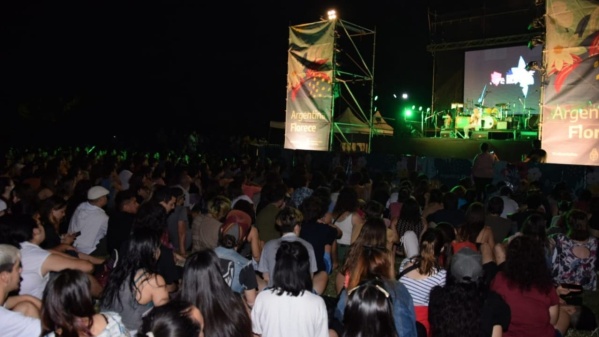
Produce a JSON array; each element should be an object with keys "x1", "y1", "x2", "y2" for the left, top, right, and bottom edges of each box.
[
  {"x1": 543, "y1": 0, "x2": 599, "y2": 165},
  {"x1": 284, "y1": 21, "x2": 335, "y2": 151}
]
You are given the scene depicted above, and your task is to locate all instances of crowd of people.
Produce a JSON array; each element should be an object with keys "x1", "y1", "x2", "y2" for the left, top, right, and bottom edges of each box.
[{"x1": 0, "y1": 141, "x2": 596, "y2": 337}]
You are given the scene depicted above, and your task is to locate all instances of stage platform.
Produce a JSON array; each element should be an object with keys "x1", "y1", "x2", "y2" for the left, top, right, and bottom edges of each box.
[{"x1": 371, "y1": 128, "x2": 539, "y2": 163}]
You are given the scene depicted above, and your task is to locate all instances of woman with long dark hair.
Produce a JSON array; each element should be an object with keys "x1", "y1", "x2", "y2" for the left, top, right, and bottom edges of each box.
[
  {"x1": 178, "y1": 249, "x2": 252, "y2": 337},
  {"x1": 490, "y1": 236, "x2": 570, "y2": 337},
  {"x1": 42, "y1": 269, "x2": 130, "y2": 337},
  {"x1": 100, "y1": 229, "x2": 169, "y2": 334},
  {"x1": 251, "y1": 241, "x2": 330, "y2": 337},
  {"x1": 342, "y1": 278, "x2": 399, "y2": 337},
  {"x1": 335, "y1": 217, "x2": 417, "y2": 337}
]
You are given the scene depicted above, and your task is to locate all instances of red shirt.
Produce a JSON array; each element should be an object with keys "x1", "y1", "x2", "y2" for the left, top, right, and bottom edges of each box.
[{"x1": 490, "y1": 272, "x2": 559, "y2": 337}]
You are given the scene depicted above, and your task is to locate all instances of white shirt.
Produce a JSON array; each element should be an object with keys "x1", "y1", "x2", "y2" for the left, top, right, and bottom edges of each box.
[
  {"x1": 69, "y1": 201, "x2": 109, "y2": 254},
  {"x1": 0, "y1": 306, "x2": 42, "y2": 337},
  {"x1": 500, "y1": 196, "x2": 519, "y2": 219},
  {"x1": 19, "y1": 241, "x2": 51, "y2": 299},
  {"x1": 252, "y1": 289, "x2": 328, "y2": 337}
]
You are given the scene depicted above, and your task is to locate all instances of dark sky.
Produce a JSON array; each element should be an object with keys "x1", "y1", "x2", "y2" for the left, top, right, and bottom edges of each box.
[{"x1": 0, "y1": 1, "x2": 433, "y2": 145}]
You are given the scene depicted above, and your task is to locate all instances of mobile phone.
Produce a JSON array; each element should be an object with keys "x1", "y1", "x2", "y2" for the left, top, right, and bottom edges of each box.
[
  {"x1": 560, "y1": 283, "x2": 583, "y2": 291},
  {"x1": 73, "y1": 231, "x2": 82, "y2": 237}
]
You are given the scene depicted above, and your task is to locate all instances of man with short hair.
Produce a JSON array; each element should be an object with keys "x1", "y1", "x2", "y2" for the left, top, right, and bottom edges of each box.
[
  {"x1": 69, "y1": 186, "x2": 110, "y2": 256},
  {"x1": 257, "y1": 206, "x2": 319, "y2": 292},
  {"x1": 106, "y1": 189, "x2": 139, "y2": 254},
  {"x1": 0, "y1": 244, "x2": 42, "y2": 336},
  {"x1": 485, "y1": 196, "x2": 514, "y2": 244}
]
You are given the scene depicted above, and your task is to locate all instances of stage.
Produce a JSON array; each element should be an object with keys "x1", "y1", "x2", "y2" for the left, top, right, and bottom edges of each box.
[{"x1": 372, "y1": 127, "x2": 538, "y2": 163}]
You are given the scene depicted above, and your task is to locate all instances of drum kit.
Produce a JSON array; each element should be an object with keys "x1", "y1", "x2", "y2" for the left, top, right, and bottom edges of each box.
[{"x1": 436, "y1": 102, "x2": 538, "y2": 131}]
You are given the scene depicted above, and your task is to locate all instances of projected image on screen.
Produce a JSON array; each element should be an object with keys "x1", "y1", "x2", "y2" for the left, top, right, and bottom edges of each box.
[{"x1": 464, "y1": 45, "x2": 542, "y2": 122}]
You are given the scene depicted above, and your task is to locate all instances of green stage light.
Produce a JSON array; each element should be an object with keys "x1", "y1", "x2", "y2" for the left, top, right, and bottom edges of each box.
[{"x1": 404, "y1": 108, "x2": 413, "y2": 118}]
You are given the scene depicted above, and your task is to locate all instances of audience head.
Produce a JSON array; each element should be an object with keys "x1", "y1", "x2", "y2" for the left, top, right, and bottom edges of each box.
[
  {"x1": 487, "y1": 196, "x2": 504, "y2": 215},
  {"x1": 114, "y1": 188, "x2": 140, "y2": 214},
  {"x1": 449, "y1": 247, "x2": 483, "y2": 284},
  {"x1": 0, "y1": 244, "x2": 21, "y2": 293},
  {"x1": 275, "y1": 206, "x2": 303, "y2": 234},
  {"x1": 345, "y1": 217, "x2": 392, "y2": 288},
  {"x1": 504, "y1": 235, "x2": 553, "y2": 292},
  {"x1": 179, "y1": 249, "x2": 252, "y2": 337},
  {"x1": 298, "y1": 195, "x2": 327, "y2": 223},
  {"x1": 101, "y1": 229, "x2": 161, "y2": 310},
  {"x1": 272, "y1": 241, "x2": 312, "y2": 296},
  {"x1": 521, "y1": 213, "x2": 548, "y2": 244},
  {"x1": 565, "y1": 209, "x2": 590, "y2": 241},
  {"x1": 41, "y1": 269, "x2": 96, "y2": 337},
  {"x1": 137, "y1": 300, "x2": 204, "y2": 337},
  {"x1": 219, "y1": 210, "x2": 251, "y2": 249},
  {"x1": 206, "y1": 195, "x2": 232, "y2": 222},
  {"x1": 343, "y1": 278, "x2": 398, "y2": 337},
  {"x1": 417, "y1": 228, "x2": 444, "y2": 275}
]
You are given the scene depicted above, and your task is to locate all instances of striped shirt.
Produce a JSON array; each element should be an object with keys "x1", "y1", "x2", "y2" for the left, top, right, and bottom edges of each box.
[{"x1": 399, "y1": 259, "x2": 446, "y2": 305}]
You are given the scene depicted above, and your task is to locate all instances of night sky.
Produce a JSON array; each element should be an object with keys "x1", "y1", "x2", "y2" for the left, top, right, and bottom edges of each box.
[{"x1": 1, "y1": 1, "x2": 433, "y2": 146}]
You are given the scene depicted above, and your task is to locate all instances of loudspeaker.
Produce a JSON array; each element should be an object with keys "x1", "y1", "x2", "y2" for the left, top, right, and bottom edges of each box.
[
  {"x1": 520, "y1": 131, "x2": 538, "y2": 140},
  {"x1": 496, "y1": 121, "x2": 508, "y2": 130},
  {"x1": 440, "y1": 130, "x2": 453, "y2": 138},
  {"x1": 471, "y1": 131, "x2": 488, "y2": 139}
]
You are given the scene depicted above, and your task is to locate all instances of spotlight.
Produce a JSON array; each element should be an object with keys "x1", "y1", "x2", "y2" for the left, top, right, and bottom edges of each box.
[
  {"x1": 528, "y1": 35, "x2": 544, "y2": 49},
  {"x1": 327, "y1": 10, "x2": 337, "y2": 20},
  {"x1": 525, "y1": 61, "x2": 545, "y2": 72}
]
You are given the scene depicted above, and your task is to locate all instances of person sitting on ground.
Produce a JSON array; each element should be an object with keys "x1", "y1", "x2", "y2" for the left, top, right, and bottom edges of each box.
[
  {"x1": 100, "y1": 229, "x2": 169, "y2": 335},
  {"x1": 251, "y1": 241, "x2": 331, "y2": 337},
  {"x1": 0, "y1": 243, "x2": 42, "y2": 337},
  {"x1": 178, "y1": 249, "x2": 253, "y2": 337},
  {"x1": 398, "y1": 228, "x2": 447, "y2": 336},
  {"x1": 490, "y1": 236, "x2": 571, "y2": 337},
  {"x1": 136, "y1": 300, "x2": 204, "y2": 337},
  {"x1": 41, "y1": 269, "x2": 130, "y2": 337},
  {"x1": 485, "y1": 196, "x2": 514, "y2": 244},
  {"x1": 342, "y1": 278, "x2": 399, "y2": 337},
  {"x1": 550, "y1": 209, "x2": 598, "y2": 291},
  {"x1": 214, "y1": 209, "x2": 260, "y2": 310},
  {"x1": 256, "y1": 206, "x2": 323, "y2": 293},
  {"x1": 299, "y1": 195, "x2": 340, "y2": 286},
  {"x1": 0, "y1": 214, "x2": 101, "y2": 300},
  {"x1": 68, "y1": 186, "x2": 111, "y2": 257},
  {"x1": 429, "y1": 247, "x2": 511, "y2": 337},
  {"x1": 334, "y1": 218, "x2": 417, "y2": 337}
]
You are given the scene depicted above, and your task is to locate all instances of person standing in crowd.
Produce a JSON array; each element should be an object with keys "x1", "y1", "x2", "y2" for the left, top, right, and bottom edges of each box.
[{"x1": 471, "y1": 142, "x2": 499, "y2": 202}]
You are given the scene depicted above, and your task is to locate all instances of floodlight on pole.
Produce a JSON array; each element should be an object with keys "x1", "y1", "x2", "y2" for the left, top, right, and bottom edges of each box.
[{"x1": 327, "y1": 10, "x2": 337, "y2": 20}]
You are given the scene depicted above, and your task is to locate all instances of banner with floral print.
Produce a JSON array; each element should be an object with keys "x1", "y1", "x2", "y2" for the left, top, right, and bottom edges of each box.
[
  {"x1": 543, "y1": 0, "x2": 599, "y2": 165},
  {"x1": 284, "y1": 21, "x2": 335, "y2": 151}
]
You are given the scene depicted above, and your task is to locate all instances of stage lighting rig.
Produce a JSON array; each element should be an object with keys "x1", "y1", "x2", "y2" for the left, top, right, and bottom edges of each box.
[
  {"x1": 528, "y1": 16, "x2": 545, "y2": 30},
  {"x1": 525, "y1": 61, "x2": 545, "y2": 72},
  {"x1": 528, "y1": 35, "x2": 545, "y2": 49}
]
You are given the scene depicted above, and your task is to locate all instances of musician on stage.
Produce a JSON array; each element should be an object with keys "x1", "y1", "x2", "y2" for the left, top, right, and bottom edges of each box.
[{"x1": 463, "y1": 108, "x2": 481, "y2": 139}]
